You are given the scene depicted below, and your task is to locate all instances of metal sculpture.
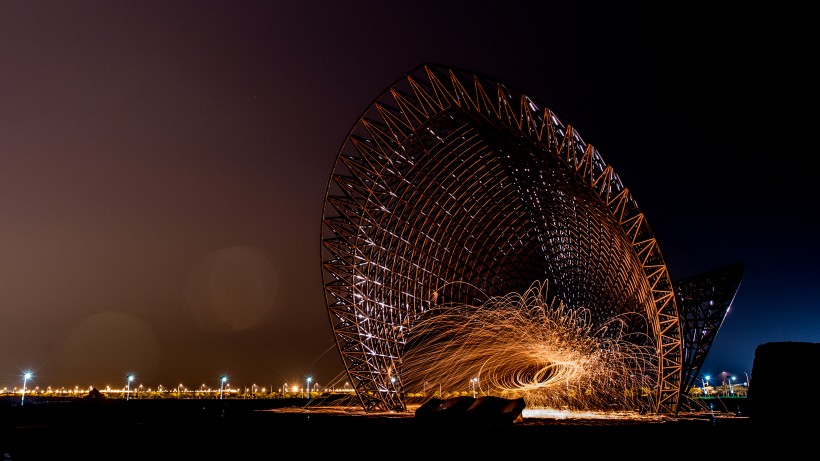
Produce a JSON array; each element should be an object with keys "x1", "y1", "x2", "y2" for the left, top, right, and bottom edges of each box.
[
  {"x1": 321, "y1": 64, "x2": 688, "y2": 414},
  {"x1": 676, "y1": 261, "x2": 745, "y2": 395}
]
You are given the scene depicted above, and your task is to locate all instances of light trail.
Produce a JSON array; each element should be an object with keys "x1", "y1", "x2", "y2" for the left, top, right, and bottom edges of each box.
[{"x1": 402, "y1": 280, "x2": 659, "y2": 413}]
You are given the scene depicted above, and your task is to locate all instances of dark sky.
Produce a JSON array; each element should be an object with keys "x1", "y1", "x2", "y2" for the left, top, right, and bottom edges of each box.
[{"x1": 1, "y1": 1, "x2": 815, "y2": 393}]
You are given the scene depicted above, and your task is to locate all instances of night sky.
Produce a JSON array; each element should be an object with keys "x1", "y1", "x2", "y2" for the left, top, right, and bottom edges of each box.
[{"x1": 1, "y1": 1, "x2": 815, "y2": 393}]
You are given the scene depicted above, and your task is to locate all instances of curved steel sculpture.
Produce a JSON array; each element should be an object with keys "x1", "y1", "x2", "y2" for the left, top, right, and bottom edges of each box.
[
  {"x1": 676, "y1": 261, "x2": 744, "y2": 395},
  {"x1": 321, "y1": 64, "x2": 685, "y2": 414}
]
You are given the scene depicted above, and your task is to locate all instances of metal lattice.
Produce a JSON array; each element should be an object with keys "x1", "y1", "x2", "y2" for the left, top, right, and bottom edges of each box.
[
  {"x1": 676, "y1": 261, "x2": 745, "y2": 404},
  {"x1": 320, "y1": 64, "x2": 684, "y2": 414}
]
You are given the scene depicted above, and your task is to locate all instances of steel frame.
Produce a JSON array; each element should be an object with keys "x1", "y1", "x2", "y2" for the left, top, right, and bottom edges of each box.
[
  {"x1": 676, "y1": 261, "x2": 745, "y2": 405},
  {"x1": 321, "y1": 64, "x2": 685, "y2": 414}
]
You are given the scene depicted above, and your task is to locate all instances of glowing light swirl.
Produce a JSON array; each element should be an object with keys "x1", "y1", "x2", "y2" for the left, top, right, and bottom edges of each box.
[{"x1": 403, "y1": 280, "x2": 658, "y2": 412}]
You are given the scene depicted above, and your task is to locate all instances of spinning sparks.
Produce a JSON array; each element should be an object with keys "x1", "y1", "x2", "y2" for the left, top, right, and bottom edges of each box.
[{"x1": 403, "y1": 281, "x2": 658, "y2": 413}]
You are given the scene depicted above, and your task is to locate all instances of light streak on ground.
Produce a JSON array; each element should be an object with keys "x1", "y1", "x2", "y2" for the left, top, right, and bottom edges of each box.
[
  {"x1": 266, "y1": 405, "x2": 669, "y2": 424},
  {"x1": 521, "y1": 408, "x2": 661, "y2": 421}
]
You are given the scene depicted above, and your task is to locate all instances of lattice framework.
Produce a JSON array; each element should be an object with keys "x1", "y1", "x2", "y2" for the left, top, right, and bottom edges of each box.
[
  {"x1": 321, "y1": 64, "x2": 684, "y2": 413},
  {"x1": 677, "y1": 262, "x2": 744, "y2": 397}
]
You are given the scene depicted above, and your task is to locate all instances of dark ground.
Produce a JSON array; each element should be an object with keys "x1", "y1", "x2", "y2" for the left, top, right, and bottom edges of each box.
[{"x1": 0, "y1": 397, "x2": 808, "y2": 460}]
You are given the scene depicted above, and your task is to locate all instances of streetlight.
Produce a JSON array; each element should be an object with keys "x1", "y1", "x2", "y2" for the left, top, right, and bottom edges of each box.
[
  {"x1": 729, "y1": 376, "x2": 735, "y2": 395},
  {"x1": 306, "y1": 377, "x2": 312, "y2": 399},
  {"x1": 126, "y1": 375, "x2": 134, "y2": 401},
  {"x1": 701, "y1": 375, "x2": 710, "y2": 395},
  {"x1": 21, "y1": 372, "x2": 32, "y2": 405},
  {"x1": 219, "y1": 376, "x2": 228, "y2": 400},
  {"x1": 471, "y1": 377, "x2": 478, "y2": 398}
]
